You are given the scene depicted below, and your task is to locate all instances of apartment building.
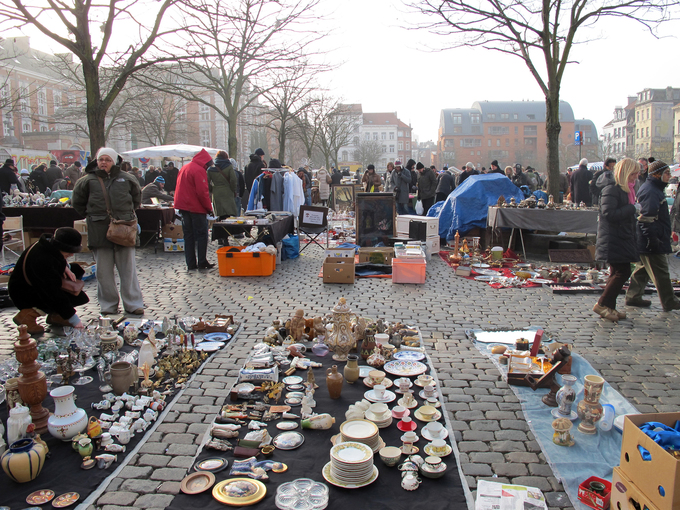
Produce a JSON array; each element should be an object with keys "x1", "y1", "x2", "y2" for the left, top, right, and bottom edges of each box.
[{"x1": 633, "y1": 87, "x2": 679, "y2": 162}]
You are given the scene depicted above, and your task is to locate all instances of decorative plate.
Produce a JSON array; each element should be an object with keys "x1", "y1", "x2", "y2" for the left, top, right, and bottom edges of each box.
[
  {"x1": 204, "y1": 332, "x2": 232, "y2": 342},
  {"x1": 282, "y1": 375, "x2": 303, "y2": 385},
  {"x1": 392, "y1": 351, "x2": 426, "y2": 362},
  {"x1": 364, "y1": 389, "x2": 397, "y2": 403},
  {"x1": 181, "y1": 471, "x2": 216, "y2": 495},
  {"x1": 276, "y1": 421, "x2": 299, "y2": 430},
  {"x1": 195, "y1": 341, "x2": 225, "y2": 352},
  {"x1": 194, "y1": 457, "x2": 229, "y2": 473},
  {"x1": 528, "y1": 278, "x2": 553, "y2": 284},
  {"x1": 286, "y1": 384, "x2": 304, "y2": 391},
  {"x1": 273, "y1": 431, "x2": 305, "y2": 450},
  {"x1": 322, "y1": 462, "x2": 379, "y2": 489},
  {"x1": 331, "y1": 442, "x2": 373, "y2": 464},
  {"x1": 26, "y1": 490, "x2": 55, "y2": 505},
  {"x1": 363, "y1": 377, "x2": 393, "y2": 389},
  {"x1": 358, "y1": 366, "x2": 372, "y2": 378},
  {"x1": 339, "y1": 420, "x2": 379, "y2": 440},
  {"x1": 284, "y1": 398, "x2": 302, "y2": 406},
  {"x1": 285, "y1": 391, "x2": 305, "y2": 399},
  {"x1": 383, "y1": 360, "x2": 428, "y2": 377},
  {"x1": 474, "y1": 275, "x2": 496, "y2": 281},
  {"x1": 52, "y1": 492, "x2": 79, "y2": 508},
  {"x1": 414, "y1": 408, "x2": 442, "y2": 423},
  {"x1": 234, "y1": 383, "x2": 255, "y2": 394},
  {"x1": 212, "y1": 478, "x2": 266, "y2": 506},
  {"x1": 424, "y1": 443, "x2": 453, "y2": 457}
]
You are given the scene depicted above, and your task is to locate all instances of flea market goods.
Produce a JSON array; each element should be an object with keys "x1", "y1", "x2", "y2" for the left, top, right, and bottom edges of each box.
[
  {"x1": 108, "y1": 361, "x2": 138, "y2": 396},
  {"x1": 343, "y1": 354, "x2": 360, "y2": 384},
  {"x1": 14, "y1": 325, "x2": 49, "y2": 433},
  {"x1": 576, "y1": 375, "x2": 604, "y2": 434},
  {"x1": 325, "y1": 297, "x2": 355, "y2": 362},
  {"x1": 555, "y1": 375, "x2": 578, "y2": 419},
  {"x1": 47, "y1": 385, "x2": 88, "y2": 440},
  {"x1": 326, "y1": 365, "x2": 343, "y2": 399},
  {"x1": 1, "y1": 437, "x2": 47, "y2": 483}
]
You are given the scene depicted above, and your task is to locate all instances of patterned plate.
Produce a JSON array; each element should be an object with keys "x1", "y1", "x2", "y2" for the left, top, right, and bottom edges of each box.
[
  {"x1": 26, "y1": 490, "x2": 55, "y2": 505},
  {"x1": 273, "y1": 431, "x2": 305, "y2": 450},
  {"x1": 204, "y1": 332, "x2": 232, "y2": 342},
  {"x1": 322, "y1": 462, "x2": 379, "y2": 489},
  {"x1": 331, "y1": 442, "x2": 373, "y2": 464},
  {"x1": 392, "y1": 351, "x2": 426, "y2": 362},
  {"x1": 383, "y1": 360, "x2": 428, "y2": 377},
  {"x1": 52, "y1": 492, "x2": 79, "y2": 508},
  {"x1": 195, "y1": 341, "x2": 225, "y2": 352}
]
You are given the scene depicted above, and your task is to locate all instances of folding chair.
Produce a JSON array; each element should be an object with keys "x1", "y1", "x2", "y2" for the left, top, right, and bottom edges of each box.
[
  {"x1": 298, "y1": 205, "x2": 329, "y2": 253},
  {"x1": 2, "y1": 216, "x2": 25, "y2": 264}
]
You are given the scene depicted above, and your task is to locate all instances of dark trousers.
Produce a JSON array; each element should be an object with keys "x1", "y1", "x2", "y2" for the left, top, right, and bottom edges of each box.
[
  {"x1": 435, "y1": 192, "x2": 448, "y2": 203},
  {"x1": 598, "y1": 262, "x2": 632, "y2": 309},
  {"x1": 422, "y1": 197, "x2": 435, "y2": 216},
  {"x1": 396, "y1": 202, "x2": 409, "y2": 215},
  {"x1": 626, "y1": 254, "x2": 680, "y2": 310},
  {"x1": 180, "y1": 210, "x2": 208, "y2": 269}
]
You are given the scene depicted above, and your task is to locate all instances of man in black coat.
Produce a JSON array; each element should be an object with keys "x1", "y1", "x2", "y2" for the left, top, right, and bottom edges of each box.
[
  {"x1": 590, "y1": 158, "x2": 616, "y2": 206},
  {"x1": 0, "y1": 159, "x2": 22, "y2": 194},
  {"x1": 330, "y1": 167, "x2": 342, "y2": 185},
  {"x1": 144, "y1": 165, "x2": 160, "y2": 185},
  {"x1": 245, "y1": 148, "x2": 266, "y2": 194},
  {"x1": 570, "y1": 158, "x2": 593, "y2": 206},
  {"x1": 29, "y1": 163, "x2": 49, "y2": 193},
  {"x1": 45, "y1": 159, "x2": 63, "y2": 189},
  {"x1": 435, "y1": 167, "x2": 455, "y2": 203},
  {"x1": 161, "y1": 162, "x2": 179, "y2": 193},
  {"x1": 457, "y1": 162, "x2": 478, "y2": 187},
  {"x1": 489, "y1": 160, "x2": 504, "y2": 175}
]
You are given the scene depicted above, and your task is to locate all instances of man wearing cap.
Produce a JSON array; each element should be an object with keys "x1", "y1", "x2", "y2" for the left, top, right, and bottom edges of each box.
[
  {"x1": 9, "y1": 227, "x2": 90, "y2": 334},
  {"x1": 389, "y1": 160, "x2": 412, "y2": 215},
  {"x1": 19, "y1": 168, "x2": 30, "y2": 192},
  {"x1": 511, "y1": 163, "x2": 529, "y2": 189},
  {"x1": 65, "y1": 161, "x2": 82, "y2": 186},
  {"x1": 72, "y1": 147, "x2": 145, "y2": 315},
  {"x1": 161, "y1": 161, "x2": 179, "y2": 193},
  {"x1": 142, "y1": 176, "x2": 174, "y2": 205},
  {"x1": 245, "y1": 148, "x2": 266, "y2": 195},
  {"x1": 0, "y1": 158, "x2": 22, "y2": 194},
  {"x1": 489, "y1": 160, "x2": 504, "y2": 175}
]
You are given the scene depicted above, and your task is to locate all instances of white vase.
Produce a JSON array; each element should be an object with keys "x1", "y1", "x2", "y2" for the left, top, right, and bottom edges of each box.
[{"x1": 47, "y1": 385, "x2": 88, "y2": 441}]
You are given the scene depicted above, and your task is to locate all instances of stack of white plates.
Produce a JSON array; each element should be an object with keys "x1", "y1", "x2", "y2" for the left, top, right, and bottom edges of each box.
[
  {"x1": 323, "y1": 442, "x2": 378, "y2": 489},
  {"x1": 339, "y1": 420, "x2": 384, "y2": 453},
  {"x1": 364, "y1": 410, "x2": 393, "y2": 428}
]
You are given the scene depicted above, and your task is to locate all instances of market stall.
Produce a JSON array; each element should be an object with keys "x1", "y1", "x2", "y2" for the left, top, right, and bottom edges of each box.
[{"x1": 211, "y1": 214, "x2": 295, "y2": 246}]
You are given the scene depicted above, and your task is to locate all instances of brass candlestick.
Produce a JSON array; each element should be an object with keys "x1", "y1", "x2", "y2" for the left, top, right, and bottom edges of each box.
[{"x1": 14, "y1": 325, "x2": 49, "y2": 433}]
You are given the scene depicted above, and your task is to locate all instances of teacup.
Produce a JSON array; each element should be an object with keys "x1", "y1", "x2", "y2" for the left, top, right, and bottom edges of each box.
[
  {"x1": 392, "y1": 405, "x2": 407, "y2": 418},
  {"x1": 373, "y1": 384, "x2": 386, "y2": 400},
  {"x1": 423, "y1": 383, "x2": 435, "y2": 398},
  {"x1": 369, "y1": 370, "x2": 386, "y2": 386},
  {"x1": 417, "y1": 374, "x2": 433, "y2": 386},
  {"x1": 426, "y1": 397, "x2": 440, "y2": 408},
  {"x1": 418, "y1": 405, "x2": 436, "y2": 421},
  {"x1": 379, "y1": 446, "x2": 402, "y2": 467},
  {"x1": 397, "y1": 378, "x2": 411, "y2": 391},
  {"x1": 430, "y1": 438, "x2": 447, "y2": 455},
  {"x1": 401, "y1": 472, "x2": 421, "y2": 491},
  {"x1": 401, "y1": 431, "x2": 418, "y2": 443},
  {"x1": 424, "y1": 422, "x2": 443, "y2": 439},
  {"x1": 369, "y1": 402, "x2": 389, "y2": 417}
]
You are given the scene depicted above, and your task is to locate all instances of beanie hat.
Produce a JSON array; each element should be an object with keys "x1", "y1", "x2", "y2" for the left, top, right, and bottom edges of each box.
[
  {"x1": 155, "y1": 176, "x2": 165, "y2": 183},
  {"x1": 394, "y1": 160, "x2": 402, "y2": 167},
  {"x1": 51, "y1": 227, "x2": 82, "y2": 253},
  {"x1": 50, "y1": 160, "x2": 57, "y2": 165},
  {"x1": 416, "y1": 162, "x2": 425, "y2": 170},
  {"x1": 20, "y1": 168, "x2": 29, "y2": 175},
  {"x1": 96, "y1": 147, "x2": 120, "y2": 162},
  {"x1": 649, "y1": 160, "x2": 669, "y2": 176},
  {"x1": 579, "y1": 158, "x2": 588, "y2": 166},
  {"x1": 74, "y1": 161, "x2": 81, "y2": 167},
  {"x1": 5, "y1": 158, "x2": 14, "y2": 166},
  {"x1": 466, "y1": 162, "x2": 475, "y2": 170},
  {"x1": 255, "y1": 148, "x2": 265, "y2": 156},
  {"x1": 515, "y1": 163, "x2": 522, "y2": 170},
  {"x1": 269, "y1": 158, "x2": 282, "y2": 168},
  {"x1": 367, "y1": 164, "x2": 375, "y2": 170},
  {"x1": 491, "y1": 160, "x2": 499, "y2": 167}
]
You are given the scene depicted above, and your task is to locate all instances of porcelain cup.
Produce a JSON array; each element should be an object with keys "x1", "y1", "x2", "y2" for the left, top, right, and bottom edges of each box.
[
  {"x1": 369, "y1": 402, "x2": 389, "y2": 417},
  {"x1": 397, "y1": 378, "x2": 410, "y2": 392},
  {"x1": 426, "y1": 397, "x2": 439, "y2": 407},
  {"x1": 373, "y1": 384, "x2": 386, "y2": 399},
  {"x1": 369, "y1": 370, "x2": 386, "y2": 386},
  {"x1": 100, "y1": 432, "x2": 113, "y2": 446},
  {"x1": 402, "y1": 431, "x2": 417, "y2": 442},
  {"x1": 116, "y1": 429, "x2": 131, "y2": 445},
  {"x1": 430, "y1": 438, "x2": 447, "y2": 454},
  {"x1": 423, "y1": 383, "x2": 435, "y2": 397},
  {"x1": 392, "y1": 405, "x2": 406, "y2": 418},
  {"x1": 425, "y1": 422, "x2": 443, "y2": 438},
  {"x1": 419, "y1": 405, "x2": 436, "y2": 420},
  {"x1": 401, "y1": 472, "x2": 421, "y2": 491},
  {"x1": 417, "y1": 374, "x2": 433, "y2": 386}
]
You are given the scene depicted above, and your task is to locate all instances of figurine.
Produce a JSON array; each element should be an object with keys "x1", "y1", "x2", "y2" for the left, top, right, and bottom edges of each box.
[
  {"x1": 289, "y1": 309, "x2": 306, "y2": 342},
  {"x1": 307, "y1": 369, "x2": 318, "y2": 389}
]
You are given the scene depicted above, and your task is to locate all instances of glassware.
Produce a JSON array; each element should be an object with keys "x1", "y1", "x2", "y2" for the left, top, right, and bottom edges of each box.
[{"x1": 71, "y1": 352, "x2": 94, "y2": 386}]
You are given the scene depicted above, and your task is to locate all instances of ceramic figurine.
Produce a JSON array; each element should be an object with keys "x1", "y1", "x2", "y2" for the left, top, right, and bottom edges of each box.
[
  {"x1": 552, "y1": 418, "x2": 575, "y2": 446},
  {"x1": 307, "y1": 368, "x2": 318, "y2": 389},
  {"x1": 576, "y1": 375, "x2": 604, "y2": 434},
  {"x1": 360, "y1": 329, "x2": 375, "y2": 360},
  {"x1": 7, "y1": 405, "x2": 32, "y2": 445},
  {"x1": 289, "y1": 309, "x2": 306, "y2": 342},
  {"x1": 301, "y1": 414, "x2": 335, "y2": 430}
]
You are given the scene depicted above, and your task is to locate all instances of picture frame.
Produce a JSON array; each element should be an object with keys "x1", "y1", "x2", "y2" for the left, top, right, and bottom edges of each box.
[
  {"x1": 355, "y1": 192, "x2": 396, "y2": 247},
  {"x1": 331, "y1": 184, "x2": 355, "y2": 213}
]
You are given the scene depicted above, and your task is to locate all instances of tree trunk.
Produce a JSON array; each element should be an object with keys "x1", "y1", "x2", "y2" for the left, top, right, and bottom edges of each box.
[
  {"x1": 545, "y1": 92, "x2": 562, "y2": 201},
  {"x1": 277, "y1": 120, "x2": 286, "y2": 163},
  {"x1": 228, "y1": 114, "x2": 238, "y2": 160},
  {"x1": 83, "y1": 62, "x2": 106, "y2": 155}
]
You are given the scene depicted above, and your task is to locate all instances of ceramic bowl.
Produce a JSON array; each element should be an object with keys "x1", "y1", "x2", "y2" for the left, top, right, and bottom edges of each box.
[
  {"x1": 368, "y1": 370, "x2": 385, "y2": 385},
  {"x1": 418, "y1": 405, "x2": 437, "y2": 421},
  {"x1": 369, "y1": 403, "x2": 389, "y2": 416},
  {"x1": 379, "y1": 446, "x2": 402, "y2": 467}
]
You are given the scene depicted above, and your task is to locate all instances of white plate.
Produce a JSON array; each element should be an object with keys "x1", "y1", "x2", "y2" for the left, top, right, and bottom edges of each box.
[
  {"x1": 421, "y1": 428, "x2": 449, "y2": 441},
  {"x1": 359, "y1": 366, "x2": 372, "y2": 378},
  {"x1": 331, "y1": 442, "x2": 373, "y2": 464},
  {"x1": 340, "y1": 420, "x2": 379, "y2": 440},
  {"x1": 195, "y1": 342, "x2": 224, "y2": 352},
  {"x1": 364, "y1": 389, "x2": 396, "y2": 403},
  {"x1": 475, "y1": 269, "x2": 500, "y2": 276},
  {"x1": 203, "y1": 332, "x2": 232, "y2": 342},
  {"x1": 528, "y1": 278, "x2": 553, "y2": 284},
  {"x1": 392, "y1": 351, "x2": 425, "y2": 362},
  {"x1": 276, "y1": 421, "x2": 299, "y2": 430},
  {"x1": 234, "y1": 383, "x2": 254, "y2": 394},
  {"x1": 322, "y1": 463, "x2": 379, "y2": 489},
  {"x1": 282, "y1": 376, "x2": 303, "y2": 385},
  {"x1": 474, "y1": 276, "x2": 496, "y2": 281},
  {"x1": 383, "y1": 360, "x2": 428, "y2": 377},
  {"x1": 471, "y1": 263, "x2": 490, "y2": 268}
]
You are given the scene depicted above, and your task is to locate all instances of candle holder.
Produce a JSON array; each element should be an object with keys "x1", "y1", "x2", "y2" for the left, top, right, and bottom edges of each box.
[{"x1": 14, "y1": 325, "x2": 49, "y2": 433}]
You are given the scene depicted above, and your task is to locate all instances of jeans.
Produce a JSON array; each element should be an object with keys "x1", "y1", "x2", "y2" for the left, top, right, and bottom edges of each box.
[
  {"x1": 626, "y1": 254, "x2": 680, "y2": 310},
  {"x1": 598, "y1": 262, "x2": 632, "y2": 310},
  {"x1": 305, "y1": 189, "x2": 312, "y2": 206},
  {"x1": 181, "y1": 210, "x2": 209, "y2": 269}
]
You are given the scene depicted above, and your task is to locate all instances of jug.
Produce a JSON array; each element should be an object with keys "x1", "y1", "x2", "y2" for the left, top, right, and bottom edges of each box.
[{"x1": 105, "y1": 362, "x2": 138, "y2": 396}]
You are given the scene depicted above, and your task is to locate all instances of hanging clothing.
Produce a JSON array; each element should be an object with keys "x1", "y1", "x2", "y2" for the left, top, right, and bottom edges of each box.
[
  {"x1": 283, "y1": 171, "x2": 305, "y2": 217},
  {"x1": 270, "y1": 171, "x2": 285, "y2": 211}
]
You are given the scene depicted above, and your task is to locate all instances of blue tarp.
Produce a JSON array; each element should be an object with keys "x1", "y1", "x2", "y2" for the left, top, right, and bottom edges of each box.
[{"x1": 427, "y1": 174, "x2": 524, "y2": 240}]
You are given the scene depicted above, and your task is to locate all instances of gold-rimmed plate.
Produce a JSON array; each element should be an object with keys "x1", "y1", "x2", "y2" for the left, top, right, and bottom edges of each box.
[
  {"x1": 212, "y1": 478, "x2": 266, "y2": 506},
  {"x1": 181, "y1": 471, "x2": 216, "y2": 495}
]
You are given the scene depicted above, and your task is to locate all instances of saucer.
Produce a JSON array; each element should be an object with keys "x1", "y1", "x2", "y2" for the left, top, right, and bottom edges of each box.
[
  {"x1": 364, "y1": 410, "x2": 392, "y2": 423},
  {"x1": 551, "y1": 408, "x2": 578, "y2": 421},
  {"x1": 399, "y1": 432, "x2": 420, "y2": 443},
  {"x1": 397, "y1": 420, "x2": 417, "y2": 432},
  {"x1": 419, "y1": 389, "x2": 437, "y2": 399},
  {"x1": 413, "y1": 379, "x2": 435, "y2": 388},
  {"x1": 397, "y1": 397, "x2": 418, "y2": 409},
  {"x1": 359, "y1": 366, "x2": 373, "y2": 378},
  {"x1": 391, "y1": 408, "x2": 410, "y2": 419},
  {"x1": 414, "y1": 408, "x2": 442, "y2": 422},
  {"x1": 364, "y1": 389, "x2": 397, "y2": 403},
  {"x1": 421, "y1": 427, "x2": 449, "y2": 441},
  {"x1": 363, "y1": 377, "x2": 393, "y2": 389},
  {"x1": 424, "y1": 443, "x2": 453, "y2": 457}
]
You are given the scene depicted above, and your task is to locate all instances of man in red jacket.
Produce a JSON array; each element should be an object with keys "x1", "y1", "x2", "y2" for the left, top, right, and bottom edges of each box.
[{"x1": 174, "y1": 149, "x2": 215, "y2": 270}]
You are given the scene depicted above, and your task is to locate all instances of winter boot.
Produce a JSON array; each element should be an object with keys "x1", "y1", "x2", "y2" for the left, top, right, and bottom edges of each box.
[
  {"x1": 46, "y1": 313, "x2": 72, "y2": 327},
  {"x1": 13, "y1": 308, "x2": 45, "y2": 334}
]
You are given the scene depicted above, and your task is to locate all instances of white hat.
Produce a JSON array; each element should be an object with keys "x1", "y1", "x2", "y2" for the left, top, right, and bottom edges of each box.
[
  {"x1": 96, "y1": 147, "x2": 120, "y2": 162},
  {"x1": 20, "y1": 168, "x2": 29, "y2": 175},
  {"x1": 579, "y1": 158, "x2": 588, "y2": 166}
]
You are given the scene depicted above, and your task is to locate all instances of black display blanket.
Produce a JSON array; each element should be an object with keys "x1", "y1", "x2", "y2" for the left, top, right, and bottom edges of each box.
[
  {"x1": 168, "y1": 351, "x2": 465, "y2": 510},
  {"x1": 211, "y1": 215, "x2": 295, "y2": 246},
  {"x1": 0, "y1": 329, "x2": 235, "y2": 509}
]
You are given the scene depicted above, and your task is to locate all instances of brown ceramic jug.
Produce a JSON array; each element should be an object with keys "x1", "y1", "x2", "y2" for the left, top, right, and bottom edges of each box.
[
  {"x1": 344, "y1": 354, "x2": 360, "y2": 384},
  {"x1": 326, "y1": 365, "x2": 343, "y2": 399}
]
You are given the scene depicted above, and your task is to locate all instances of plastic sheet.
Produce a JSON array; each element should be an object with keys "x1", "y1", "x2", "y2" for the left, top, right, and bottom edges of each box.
[{"x1": 427, "y1": 174, "x2": 524, "y2": 239}]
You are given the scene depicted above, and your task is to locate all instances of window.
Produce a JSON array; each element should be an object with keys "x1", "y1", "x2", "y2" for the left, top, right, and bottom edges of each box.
[
  {"x1": 486, "y1": 113, "x2": 495, "y2": 121},
  {"x1": 398, "y1": 130, "x2": 404, "y2": 137},
  {"x1": 389, "y1": 132, "x2": 394, "y2": 140},
  {"x1": 524, "y1": 126, "x2": 538, "y2": 136},
  {"x1": 389, "y1": 145, "x2": 394, "y2": 153},
  {"x1": 373, "y1": 132, "x2": 378, "y2": 140},
  {"x1": 513, "y1": 113, "x2": 518, "y2": 120},
  {"x1": 460, "y1": 139, "x2": 481, "y2": 147},
  {"x1": 341, "y1": 151, "x2": 348, "y2": 162},
  {"x1": 176, "y1": 101, "x2": 186, "y2": 121},
  {"x1": 488, "y1": 126, "x2": 509, "y2": 135},
  {"x1": 637, "y1": 129, "x2": 640, "y2": 138},
  {"x1": 40, "y1": 124, "x2": 47, "y2": 132},
  {"x1": 353, "y1": 136, "x2": 359, "y2": 145},
  {"x1": 622, "y1": 142, "x2": 625, "y2": 152},
  {"x1": 364, "y1": 133, "x2": 370, "y2": 140},
  {"x1": 646, "y1": 108, "x2": 650, "y2": 120},
  {"x1": 524, "y1": 138, "x2": 537, "y2": 147},
  {"x1": 646, "y1": 127, "x2": 649, "y2": 137},
  {"x1": 452, "y1": 114, "x2": 462, "y2": 124},
  {"x1": 199, "y1": 103, "x2": 210, "y2": 121},
  {"x1": 53, "y1": 92, "x2": 61, "y2": 111},
  {"x1": 200, "y1": 129, "x2": 210, "y2": 146},
  {"x1": 500, "y1": 113, "x2": 509, "y2": 120},
  {"x1": 444, "y1": 139, "x2": 454, "y2": 147},
  {"x1": 514, "y1": 126, "x2": 518, "y2": 134},
  {"x1": 19, "y1": 86, "x2": 29, "y2": 112},
  {"x1": 1, "y1": 82, "x2": 10, "y2": 102},
  {"x1": 636, "y1": 111, "x2": 640, "y2": 121},
  {"x1": 405, "y1": 142, "x2": 409, "y2": 150},
  {"x1": 527, "y1": 114, "x2": 536, "y2": 120},
  {"x1": 38, "y1": 91, "x2": 46, "y2": 116},
  {"x1": 586, "y1": 137, "x2": 591, "y2": 143},
  {"x1": 381, "y1": 132, "x2": 386, "y2": 140},
  {"x1": 655, "y1": 126, "x2": 660, "y2": 136},
  {"x1": 470, "y1": 113, "x2": 480, "y2": 124},
  {"x1": 381, "y1": 145, "x2": 387, "y2": 153},
  {"x1": 470, "y1": 126, "x2": 481, "y2": 134},
  {"x1": 496, "y1": 139, "x2": 501, "y2": 146},
  {"x1": 656, "y1": 109, "x2": 661, "y2": 120},
  {"x1": 398, "y1": 141, "x2": 403, "y2": 150},
  {"x1": 454, "y1": 126, "x2": 462, "y2": 134},
  {"x1": 3, "y1": 122, "x2": 11, "y2": 136},
  {"x1": 477, "y1": 151, "x2": 481, "y2": 156},
  {"x1": 487, "y1": 139, "x2": 491, "y2": 147},
  {"x1": 22, "y1": 122, "x2": 31, "y2": 132}
]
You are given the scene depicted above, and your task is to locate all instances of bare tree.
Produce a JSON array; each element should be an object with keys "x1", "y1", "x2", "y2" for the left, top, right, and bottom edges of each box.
[
  {"x1": 412, "y1": 0, "x2": 680, "y2": 198},
  {"x1": 136, "y1": 0, "x2": 325, "y2": 160},
  {"x1": 125, "y1": 84, "x2": 188, "y2": 146},
  {"x1": 354, "y1": 139, "x2": 383, "y2": 169},
  {"x1": 317, "y1": 104, "x2": 360, "y2": 170},
  {"x1": 292, "y1": 93, "x2": 337, "y2": 167},
  {"x1": 0, "y1": 0, "x2": 179, "y2": 154}
]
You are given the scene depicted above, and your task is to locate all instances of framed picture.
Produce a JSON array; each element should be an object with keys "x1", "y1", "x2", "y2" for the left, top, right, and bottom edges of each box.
[
  {"x1": 331, "y1": 184, "x2": 355, "y2": 213},
  {"x1": 355, "y1": 192, "x2": 396, "y2": 247}
]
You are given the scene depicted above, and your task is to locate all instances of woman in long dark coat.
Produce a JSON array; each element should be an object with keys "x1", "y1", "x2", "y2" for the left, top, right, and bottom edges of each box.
[{"x1": 593, "y1": 158, "x2": 640, "y2": 321}]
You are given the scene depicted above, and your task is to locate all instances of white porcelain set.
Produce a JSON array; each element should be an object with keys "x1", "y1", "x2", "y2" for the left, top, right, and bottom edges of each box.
[{"x1": 95, "y1": 391, "x2": 165, "y2": 442}]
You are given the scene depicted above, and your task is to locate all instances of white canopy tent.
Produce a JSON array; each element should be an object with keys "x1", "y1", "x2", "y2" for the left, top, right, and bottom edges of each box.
[
  {"x1": 122, "y1": 144, "x2": 220, "y2": 160},
  {"x1": 568, "y1": 161, "x2": 604, "y2": 171}
]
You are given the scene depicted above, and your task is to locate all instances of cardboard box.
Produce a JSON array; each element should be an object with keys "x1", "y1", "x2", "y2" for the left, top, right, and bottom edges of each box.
[
  {"x1": 578, "y1": 476, "x2": 612, "y2": 510},
  {"x1": 164, "y1": 238, "x2": 185, "y2": 252},
  {"x1": 455, "y1": 265, "x2": 471, "y2": 277},
  {"x1": 611, "y1": 466, "x2": 661, "y2": 510},
  {"x1": 217, "y1": 246, "x2": 276, "y2": 276},
  {"x1": 358, "y1": 247, "x2": 394, "y2": 265},
  {"x1": 0, "y1": 274, "x2": 9, "y2": 284},
  {"x1": 619, "y1": 412, "x2": 680, "y2": 510},
  {"x1": 392, "y1": 258, "x2": 426, "y2": 284},
  {"x1": 324, "y1": 248, "x2": 354, "y2": 259},
  {"x1": 73, "y1": 219, "x2": 87, "y2": 233},
  {"x1": 162, "y1": 224, "x2": 183, "y2": 240},
  {"x1": 80, "y1": 232, "x2": 90, "y2": 253},
  {"x1": 323, "y1": 257, "x2": 355, "y2": 284}
]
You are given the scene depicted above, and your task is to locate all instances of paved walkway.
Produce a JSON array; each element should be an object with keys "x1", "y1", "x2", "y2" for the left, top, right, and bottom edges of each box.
[{"x1": 2, "y1": 238, "x2": 679, "y2": 510}]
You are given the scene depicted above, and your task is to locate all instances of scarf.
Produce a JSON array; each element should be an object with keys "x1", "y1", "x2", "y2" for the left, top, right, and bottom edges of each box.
[{"x1": 627, "y1": 182, "x2": 636, "y2": 205}]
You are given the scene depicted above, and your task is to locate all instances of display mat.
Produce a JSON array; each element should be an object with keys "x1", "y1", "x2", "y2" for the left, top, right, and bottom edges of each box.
[
  {"x1": 168, "y1": 352, "x2": 467, "y2": 510},
  {"x1": 468, "y1": 330, "x2": 638, "y2": 510},
  {"x1": 0, "y1": 328, "x2": 238, "y2": 509}
]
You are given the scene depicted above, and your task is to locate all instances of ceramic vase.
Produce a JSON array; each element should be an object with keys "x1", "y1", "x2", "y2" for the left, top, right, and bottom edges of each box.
[
  {"x1": 360, "y1": 332, "x2": 376, "y2": 360},
  {"x1": 7, "y1": 404, "x2": 32, "y2": 445},
  {"x1": 326, "y1": 365, "x2": 343, "y2": 399},
  {"x1": 14, "y1": 325, "x2": 49, "y2": 433},
  {"x1": 325, "y1": 298, "x2": 355, "y2": 362},
  {"x1": 344, "y1": 354, "x2": 360, "y2": 384},
  {"x1": 108, "y1": 361, "x2": 138, "y2": 396},
  {"x1": 555, "y1": 375, "x2": 577, "y2": 418},
  {"x1": 576, "y1": 375, "x2": 604, "y2": 434},
  {"x1": 47, "y1": 385, "x2": 88, "y2": 441},
  {"x1": 1, "y1": 438, "x2": 47, "y2": 483},
  {"x1": 100, "y1": 331, "x2": 119, "y2": 356}
]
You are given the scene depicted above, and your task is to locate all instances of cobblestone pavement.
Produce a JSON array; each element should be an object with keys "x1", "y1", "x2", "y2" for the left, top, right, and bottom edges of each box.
[{"x1": 2, "y1": 238, "x2": 680, "y2": 510}]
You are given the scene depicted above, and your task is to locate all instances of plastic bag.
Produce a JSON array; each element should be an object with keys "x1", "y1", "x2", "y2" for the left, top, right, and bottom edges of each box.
[
  {"x1": 281, "y1": 235, "x2": 299, "y2": 260},
  {"x1": 415, "y1": 200, "x2": 424, "y2": 215}
]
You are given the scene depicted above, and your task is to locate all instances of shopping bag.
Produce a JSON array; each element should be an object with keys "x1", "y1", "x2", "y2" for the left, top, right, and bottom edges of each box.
[
  {"x1": 415, "y1": 200, "x2": 424, "y2": 215},
  {"x1": 281, "y1": 235, "x2": 300, "y2": 260}
]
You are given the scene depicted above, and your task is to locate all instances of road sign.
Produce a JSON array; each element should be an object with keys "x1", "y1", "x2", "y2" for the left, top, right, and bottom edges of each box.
[{"x1": 575, "y1": 131, "x2": 583, "y2": 146}]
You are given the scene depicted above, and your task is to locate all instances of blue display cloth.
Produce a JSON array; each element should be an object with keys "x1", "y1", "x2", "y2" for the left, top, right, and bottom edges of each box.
[
  {"x1": 427, "y1": 174, "x2": 524, "y2": 239},
  {"x1": 472, "y1": 332, "x2": 638, "y2": 510}
]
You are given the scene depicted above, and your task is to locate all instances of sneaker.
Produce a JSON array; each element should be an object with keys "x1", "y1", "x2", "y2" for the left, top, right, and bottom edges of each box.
[
  {"x1": 625, "y1": 298, "x2": 652, "y2": 307},
  {"x1": 614, "y1": 309, "x2": 627, "y2": 320},
  {"x1": 198, "y1": 262, "x2": 215, "y2": 269},
  {"x1": 663, "y1": 301, "x2": 680, "y2": 312},
  {"x1": 127, "y1": 308, "x2": 145, "y2": 315},
  {"x1": 601, "y1": 308, "x2": 619, "y2": 322},
  {"x1": 592, "y1": 303, "x2": 608, "y2": 317}
]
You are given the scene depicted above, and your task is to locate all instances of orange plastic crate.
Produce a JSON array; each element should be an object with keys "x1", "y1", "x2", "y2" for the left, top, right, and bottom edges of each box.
[
  {"x1": 392, "y1": 258, "x2": 426, "y2": 284},
  {"x1": 217, "y1": 246, "x2": 276, "y2": 276}
]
